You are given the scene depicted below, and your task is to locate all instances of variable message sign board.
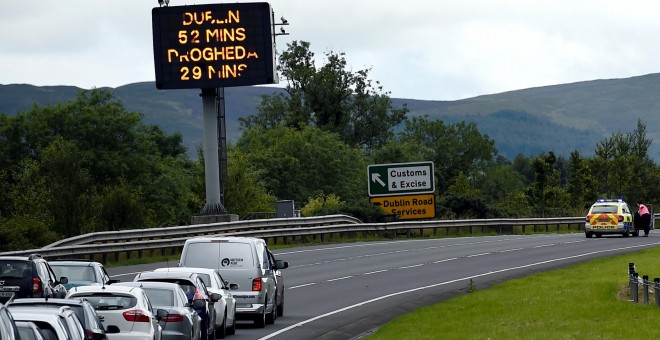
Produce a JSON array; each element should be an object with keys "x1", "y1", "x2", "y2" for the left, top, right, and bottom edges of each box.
[
  {"x1": 368, "y1": 161, "x2": 435, "y2": 197},
  {"x1": 152, "y1": 2, "x2": 277, "y2": 90}
]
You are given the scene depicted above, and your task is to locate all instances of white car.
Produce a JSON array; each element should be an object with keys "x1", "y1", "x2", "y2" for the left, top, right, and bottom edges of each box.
[
  {"x1": 154, "y1": 267, "x2": 238, "y2": 337},
  {"x1": 66, "y1": 285, "x2": 165, "y2": 339}
]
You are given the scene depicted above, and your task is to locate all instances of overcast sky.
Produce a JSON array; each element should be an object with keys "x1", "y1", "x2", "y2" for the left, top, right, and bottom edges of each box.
[{"x1": 1, "y1": 0, "x2": 659, "y2": 101}]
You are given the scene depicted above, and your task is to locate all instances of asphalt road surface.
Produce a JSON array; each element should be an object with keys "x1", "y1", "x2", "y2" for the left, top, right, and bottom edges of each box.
[{"x1": 106, "y1": 233, "x2": 660, "y2": 339}]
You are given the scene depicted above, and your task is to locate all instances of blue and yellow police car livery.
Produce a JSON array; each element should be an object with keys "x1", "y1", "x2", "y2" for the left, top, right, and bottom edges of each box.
[{"x1": 585, "y1": 198, "x2": 637, "y2": 238}]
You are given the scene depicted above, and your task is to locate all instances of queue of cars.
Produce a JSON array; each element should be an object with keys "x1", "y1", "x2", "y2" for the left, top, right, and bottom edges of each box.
[{"x1": 0, "y1": 236, "x2": 289, "y2": 339}]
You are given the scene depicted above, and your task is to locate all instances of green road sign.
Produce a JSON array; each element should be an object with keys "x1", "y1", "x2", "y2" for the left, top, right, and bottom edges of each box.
[{"x1": 368, "y1": 161, "x2": 435, "y2": 197}]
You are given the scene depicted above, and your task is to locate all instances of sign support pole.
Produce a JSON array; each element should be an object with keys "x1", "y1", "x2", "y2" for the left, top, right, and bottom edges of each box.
[
  {"x1": 216, "y1": 87, "x2": 228, "y2": 208},
  {"x1": 200, "y1": 88, "x2": 227, "y2": 214}
]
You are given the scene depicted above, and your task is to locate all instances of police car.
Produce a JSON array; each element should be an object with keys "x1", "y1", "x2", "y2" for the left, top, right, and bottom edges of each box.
[{"x1": 584, "y1": 198, "x2": 636, "y2": 238}]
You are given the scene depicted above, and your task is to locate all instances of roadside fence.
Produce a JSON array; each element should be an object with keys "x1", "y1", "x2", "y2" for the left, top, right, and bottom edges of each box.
[{"x1": 628, "y1": 262, "x2": 660, "y2": 306}]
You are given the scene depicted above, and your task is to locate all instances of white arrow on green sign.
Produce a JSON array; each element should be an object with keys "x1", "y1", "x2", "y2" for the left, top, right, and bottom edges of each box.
[{"x1": 367, "y1": 161, "x2": 435, "y2": 197}]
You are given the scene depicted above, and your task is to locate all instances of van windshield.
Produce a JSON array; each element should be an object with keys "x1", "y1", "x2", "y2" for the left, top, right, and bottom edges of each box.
[{"x1": 182, "y1": 241, "x2": 254, "y2": 269}]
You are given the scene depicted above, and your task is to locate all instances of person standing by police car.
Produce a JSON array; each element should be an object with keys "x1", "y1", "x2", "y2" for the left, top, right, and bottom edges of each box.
[{"x1": 636, "y1": 201, "x2": 651, "y2": 237}]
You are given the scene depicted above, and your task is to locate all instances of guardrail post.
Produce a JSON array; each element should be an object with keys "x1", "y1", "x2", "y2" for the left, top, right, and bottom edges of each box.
[
  {"x1": 631, "y1": 272, "x2": 639, "y2": 303},
  {"x1": 643, "y1": 275, "x2": 650, "y2": 304},
  {"x1": 654, "y1": 278, "x2": 660, "y2": 307}
]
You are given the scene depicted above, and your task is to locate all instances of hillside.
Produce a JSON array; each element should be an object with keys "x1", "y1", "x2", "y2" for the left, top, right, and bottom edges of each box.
[{"x1": 2, "y1": 73, "x2": 659, "y2": 160}]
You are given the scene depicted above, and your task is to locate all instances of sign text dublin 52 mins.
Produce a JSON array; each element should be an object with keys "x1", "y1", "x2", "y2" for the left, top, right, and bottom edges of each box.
[
  {"x1": 151, "y1": 2, "x2": 277, "y2": 90},
  {"x1": 368, "y1": 162, "x2": 435, "y2": 197}
]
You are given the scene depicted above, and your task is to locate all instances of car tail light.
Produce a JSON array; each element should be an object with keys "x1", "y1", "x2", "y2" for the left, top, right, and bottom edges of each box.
[
  {"x1": 193, "y1": 288, "x2": 205, "y2": 301},
  {"x1": 252, "y1": 278, "x2": 262, "y2": 291},
  {"x1": 123, "y1": 309, "x2": 151, "y2": 322},
  {"x1": 85, "y1": 329, "x2": 94, "y2": 338},
  {"x1": 585, "y1": 215, "x2": 591, "y2": 222},
  {"x1": 32, "y1": 278, "x2": 42, "y2": 295},
  {"x1": 618, "y1": 215, "x2": 623, "y2": 222},
  {"x1": 160, "y1": 312, "x2": 184, "y2": 322}
]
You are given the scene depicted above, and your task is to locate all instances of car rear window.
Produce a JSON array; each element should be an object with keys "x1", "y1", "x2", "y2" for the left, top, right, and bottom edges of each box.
[
  {"x1": 70, "y1": 293, "x2": 137, "y2": 310},
  {"x1": 0, "y1": 261, "x2": 29, "y2": 278},
  {"x1": 591, "y1": 205, "x2": 618, "y2": 214},
  {"x1": 139, "y1": 279, "x2": 197, "y2": 299},
  {"x1": 51, "y1": 266, "x2": 96, "y2": 282},
  {"x1": 142, "y1": 288, "x2": 174, "y2": 306}
]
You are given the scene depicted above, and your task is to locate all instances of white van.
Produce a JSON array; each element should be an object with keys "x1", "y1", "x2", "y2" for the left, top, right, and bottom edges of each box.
[{"x1": 178, "y1": 236, "x2": 288, "y2": 328}]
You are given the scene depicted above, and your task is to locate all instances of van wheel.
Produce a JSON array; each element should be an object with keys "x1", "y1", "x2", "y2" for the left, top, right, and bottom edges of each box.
[
  {"x1": 266, "y1": 303, "x2": 277, "y2": 324},
  {"x1": 227, "y1": 307, "x2": 236, "y2": 335},
  {"x1": 277, "y1": 300, "x2": 284, "y2": 317},
  {"x1": 254, "y1": 306, "x2": 266, "y2": 328},
  {"x1": 216, "y1": 312, "x2": 226, "y2": 339}
]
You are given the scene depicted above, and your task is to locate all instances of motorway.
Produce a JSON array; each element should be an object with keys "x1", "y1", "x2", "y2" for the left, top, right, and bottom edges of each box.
[{"x1": 106, "y1": 233, "x2": 660, "y2": 340}]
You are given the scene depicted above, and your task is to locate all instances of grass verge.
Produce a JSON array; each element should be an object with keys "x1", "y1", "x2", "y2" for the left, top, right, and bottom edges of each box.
[{"x1": 367, "y1": 246, "x2": 660, "y2": 339}]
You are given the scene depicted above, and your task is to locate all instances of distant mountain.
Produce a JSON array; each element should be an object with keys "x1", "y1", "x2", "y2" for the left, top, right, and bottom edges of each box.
[{"x1": 2, "y1": 73, "x2": 659, "y2": 160}]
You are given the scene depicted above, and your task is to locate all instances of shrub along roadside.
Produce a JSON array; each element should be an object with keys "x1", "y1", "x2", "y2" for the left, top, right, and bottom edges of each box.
[{"x1": 368, "y1": 246, "x2": 660, "y2": 339}]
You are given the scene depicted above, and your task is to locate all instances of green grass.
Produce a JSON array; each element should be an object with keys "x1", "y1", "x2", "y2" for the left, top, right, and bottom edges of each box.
[{"x1": 368, "y1": 246, "x2": 660, "y2": 339}]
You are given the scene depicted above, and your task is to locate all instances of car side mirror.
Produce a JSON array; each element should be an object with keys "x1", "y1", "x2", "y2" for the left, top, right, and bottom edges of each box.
[
  {"x1": 59, "y1": 276, "x2": 69, "y2": 285},
  {"x1": 105, "y1": 325, "x2": 120, "y2": 334},
  {"x1": 156, "y1": 309, "x2": 169, "y2": 321},
  {"x1": 192, "y1": 299, "x2": 206, "y2": 308},
  {"x1": 229, "y1": 283, "x2": 239, "y2": 290},
  {"x1": 210, "y1": 292, "x2": 222, "y2": 302},
  {"x1": 275, "y1": 260, "x2": 288, "y2": 270}
]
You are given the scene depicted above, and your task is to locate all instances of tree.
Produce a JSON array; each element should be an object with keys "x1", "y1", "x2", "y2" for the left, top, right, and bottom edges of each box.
[
  {"x1": 224, "y1": 148, "x2": 276, "y2": 218},
  {"x1": 236, "y1": 125, "x2": 367, "y2": 206},
  {"x1": 241, "y1": 41, "x2": 407, "y2": 150},
  {"x1": 526, "y1": 152, "x2": 571, "y2": 217},
  {"x1": 398, "y1": 116, "x2": 497, "y2": 193},
  {"x1": 566, "y1": 150, "x2": 597, "y2": 213}
]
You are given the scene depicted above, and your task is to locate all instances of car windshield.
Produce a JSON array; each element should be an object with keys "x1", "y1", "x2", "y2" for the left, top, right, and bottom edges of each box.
[
  {"x1": 591, "y1": 205, "x2": 618, "y2": 214},
  {"x1": 51, "y1": 265, "x2": 96, "y2": 282}
]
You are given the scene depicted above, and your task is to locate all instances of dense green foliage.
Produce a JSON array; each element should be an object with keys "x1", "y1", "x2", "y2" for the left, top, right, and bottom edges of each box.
[{"x1": 1, "y1": 41, "x2": 658, "y2": 251}]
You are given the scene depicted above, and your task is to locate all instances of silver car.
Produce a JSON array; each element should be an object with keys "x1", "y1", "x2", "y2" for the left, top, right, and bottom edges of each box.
[
  {"x1": 15, "y1": 321, "x2": 45, "y2": 340},
  {"x1": 114, "y1": 281, "x2": 203, "y2": 340},
  {"x1": 66, "y1": 285, "x2": 165, "y2": 340},
  {"x1": 8, "y1": 305, "x2": 86, "y2": 340},
  {"x1": 154, "y1": 267, "x2": 238, "y2": 337}
]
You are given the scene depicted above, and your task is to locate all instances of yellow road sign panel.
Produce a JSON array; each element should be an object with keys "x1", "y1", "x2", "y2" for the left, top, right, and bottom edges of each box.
[{"x1": 370, "y1": 194, "x2": 436, "y2": 220}]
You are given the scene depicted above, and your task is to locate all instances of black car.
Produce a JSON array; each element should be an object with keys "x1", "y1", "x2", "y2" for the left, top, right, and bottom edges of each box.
[
  {"x1": 7, "y1": 298, "x2": 109, "y2": 340},
  {"x1": 0, "y1": 254, "x2": 68, "y2": 304}
]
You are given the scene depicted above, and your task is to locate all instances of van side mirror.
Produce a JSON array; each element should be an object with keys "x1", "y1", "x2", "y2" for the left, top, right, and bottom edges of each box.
[{"x1": 275, "y1": 260, "x2": 288, "y2": 270}]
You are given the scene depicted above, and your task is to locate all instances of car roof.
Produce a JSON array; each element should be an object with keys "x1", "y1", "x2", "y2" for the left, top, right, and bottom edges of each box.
[
  {"x1": 114, "y1": 281, "x2": 182, "y2": 290},
  {"x1": 185, "y1": 236, "x2": 263, "y2": 243},
  {"x1": 67, "y1": 285, "x2": 141, "y2": 295},
  {"x1": 136, "y1": 271, "x2": 198, "y2": 280},
  {"x1": 49, "y1": 261, "x2": 100, "y2": 267},
  {"x1": 155, "y1": 267, "x2": 216, "y2": 274},
  {"x1": 7, "y1": 298, "x2": 87, "y2": 307}
]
